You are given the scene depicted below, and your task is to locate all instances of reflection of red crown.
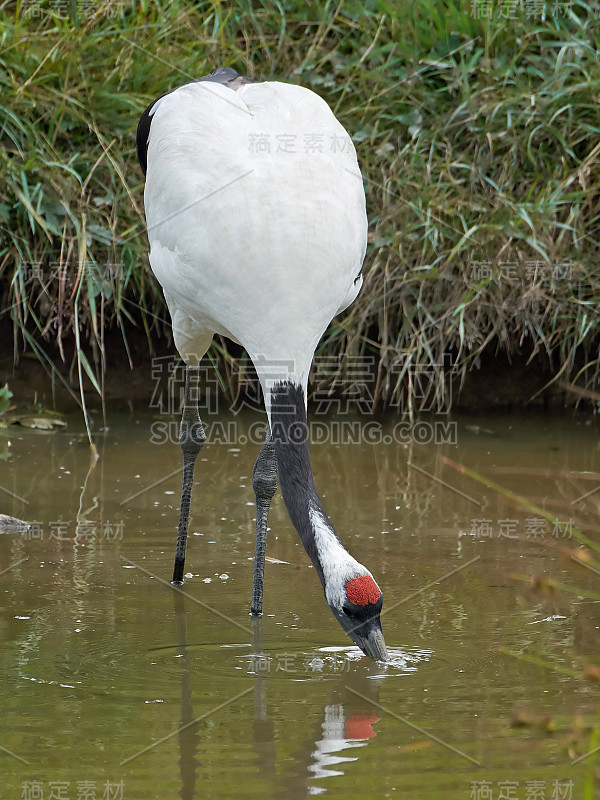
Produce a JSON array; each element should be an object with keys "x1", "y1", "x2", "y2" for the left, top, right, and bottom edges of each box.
[
  {"x1": 345, "y1": 712, "x2": 379, "y2": 740},
  {"x1": 345, "y1": 575, "x2": 380, "y2": 606}
]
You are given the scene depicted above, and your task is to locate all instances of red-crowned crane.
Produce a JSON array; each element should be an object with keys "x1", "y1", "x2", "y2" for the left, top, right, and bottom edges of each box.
[{"x1": 136, "y1": 66, "x2": 387, "y2": 660}]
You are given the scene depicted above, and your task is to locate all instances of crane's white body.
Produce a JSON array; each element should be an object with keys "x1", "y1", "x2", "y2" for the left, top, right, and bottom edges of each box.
[
  {"x1": 139, "y1": 72, "x2": 387, "y2": 659},
  {"x1": 144, "y1": 79, "x2": 367, "y2": 412}
]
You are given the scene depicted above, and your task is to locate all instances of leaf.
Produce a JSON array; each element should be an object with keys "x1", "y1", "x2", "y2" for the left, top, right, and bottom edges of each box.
[{"x1": 77, "y1": 347, "x2": 102, "y2": 396}]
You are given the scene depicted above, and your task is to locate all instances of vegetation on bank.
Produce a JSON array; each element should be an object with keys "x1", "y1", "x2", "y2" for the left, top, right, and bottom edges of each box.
[{"x1": 1, "y1": 0, "x2": 599, "y2": 419}]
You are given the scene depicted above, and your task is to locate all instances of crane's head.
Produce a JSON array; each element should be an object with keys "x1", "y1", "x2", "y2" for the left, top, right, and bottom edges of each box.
[{"x1": 326, "y1": 572, "x2": 388, "y2": 661}]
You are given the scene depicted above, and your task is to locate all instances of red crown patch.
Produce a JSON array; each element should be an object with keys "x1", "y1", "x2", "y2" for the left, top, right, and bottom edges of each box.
[{"x1": 345, "y1": 576, "x2": 381, "y2": 606}]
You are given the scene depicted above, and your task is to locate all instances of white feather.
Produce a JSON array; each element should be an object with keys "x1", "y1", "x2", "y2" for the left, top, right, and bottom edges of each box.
[
  {"x1": 309, "y1": 502, "x2": 372, "y2": 610},
  {"x1": 144, "y1": 79, "x2": 368, "y2": 417}
]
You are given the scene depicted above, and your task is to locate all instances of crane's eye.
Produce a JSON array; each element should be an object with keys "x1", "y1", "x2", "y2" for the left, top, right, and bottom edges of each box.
[{"x1": 342, "y1": 605, "x2": 353, "y2": 616}]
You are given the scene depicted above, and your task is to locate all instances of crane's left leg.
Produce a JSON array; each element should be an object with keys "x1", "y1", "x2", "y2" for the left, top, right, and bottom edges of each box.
[
  {"x1": 250, "y1": 429, "x2": 278, "y2": 615},
  {"x1": 172, "y1": 365, "x2": 205, "y2": 585}
]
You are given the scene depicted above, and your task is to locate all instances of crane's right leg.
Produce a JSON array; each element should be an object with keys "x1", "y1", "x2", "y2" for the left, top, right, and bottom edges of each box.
[
  {"x1": 172, "y1": 365, "x2": 205, "y2": 585},
  {"x1": 250, "y1": 429, "x2": 278, "y2": 615}
]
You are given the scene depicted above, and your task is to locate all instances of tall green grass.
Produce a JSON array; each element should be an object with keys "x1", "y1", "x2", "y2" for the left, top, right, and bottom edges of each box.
[{"x1": 1, "y1": 0, "x2": 599, "y2": 415}]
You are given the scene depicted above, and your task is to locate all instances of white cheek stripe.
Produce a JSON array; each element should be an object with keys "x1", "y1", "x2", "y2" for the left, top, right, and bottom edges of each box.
[{"x1": 309, "y1": 502, "x2": 367, "y2": 608}]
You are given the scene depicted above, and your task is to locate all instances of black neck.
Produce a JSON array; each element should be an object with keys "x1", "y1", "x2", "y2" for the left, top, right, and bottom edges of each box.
[{"x1": 269, "y1": 381, "x2": 340, "y2": 586}]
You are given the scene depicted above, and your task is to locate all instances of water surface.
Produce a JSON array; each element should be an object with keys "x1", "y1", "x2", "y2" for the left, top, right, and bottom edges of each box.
[{"x1": 1, "y1": 411, "x2": 599, "y2": 799}]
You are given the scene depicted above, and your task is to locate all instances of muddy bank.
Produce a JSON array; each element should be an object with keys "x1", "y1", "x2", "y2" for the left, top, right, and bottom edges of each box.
[{"x1": 0, "y1": 326, "x2": 592, "y2": 418}]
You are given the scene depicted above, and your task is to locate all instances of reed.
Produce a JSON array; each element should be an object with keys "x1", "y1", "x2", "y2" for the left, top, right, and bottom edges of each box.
[{"x1": 1, "y1": 0, "x2": 599, "y2": 413}]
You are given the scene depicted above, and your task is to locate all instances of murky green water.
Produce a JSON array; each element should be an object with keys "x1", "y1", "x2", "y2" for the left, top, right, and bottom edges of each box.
[{"x1": 1, "y1": 410, "x2": 599, "y2": 799}]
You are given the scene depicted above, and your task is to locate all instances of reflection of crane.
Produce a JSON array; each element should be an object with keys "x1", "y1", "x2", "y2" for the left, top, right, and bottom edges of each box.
[
  {"x1": 309, "y1": 703, "x2": 378, "y2": 788},
  {"x1": 137, "y1": 66, "x2": 387, "y2": 659}
]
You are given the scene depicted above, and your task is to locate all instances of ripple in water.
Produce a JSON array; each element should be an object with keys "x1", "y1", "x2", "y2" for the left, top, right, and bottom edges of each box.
[
  {"x1": 239, "y1": 644, "x2": 433, "y2": 678},
  {"x1": 317, "y1": 645, "x2": 433, "y2": 677}
]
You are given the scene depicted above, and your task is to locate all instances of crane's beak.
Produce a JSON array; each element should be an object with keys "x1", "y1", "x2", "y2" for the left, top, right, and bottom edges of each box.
[
  {"x1": 350, "y1": 620, "x2": 388, "y2": 662},
  {"x1": 332, "y1": 608, "x2": 388, "y2": 661}
]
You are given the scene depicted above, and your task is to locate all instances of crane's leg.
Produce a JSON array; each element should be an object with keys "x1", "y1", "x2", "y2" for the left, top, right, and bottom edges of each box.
[
  {"x1": 250, "y1": 429, "x2": 277, "y2": 615},
  {"x1": 172, "y1": 365, "x2": 205, "y2": 585}
]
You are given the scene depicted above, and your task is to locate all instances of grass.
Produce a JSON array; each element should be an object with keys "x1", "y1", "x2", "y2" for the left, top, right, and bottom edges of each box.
[{"x1": 1, "y1": 0, "x2": 600, "y2": 419}]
